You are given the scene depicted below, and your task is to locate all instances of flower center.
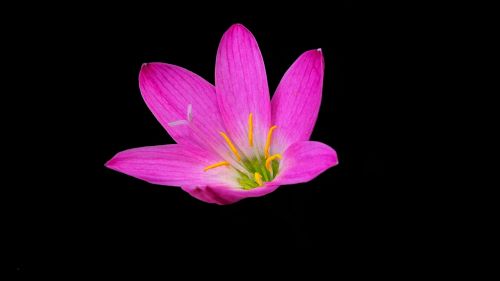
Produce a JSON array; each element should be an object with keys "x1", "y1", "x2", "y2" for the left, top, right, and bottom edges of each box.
[{"x1": 204, "y1": 113, "x2": 282, "y2": 189}]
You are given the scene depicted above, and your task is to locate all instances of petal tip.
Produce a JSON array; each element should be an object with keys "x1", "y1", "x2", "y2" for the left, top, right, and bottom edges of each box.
[
  {"x1": 329, "y1": 149, "x2": 339, "y2": 167},
  {"x1": 300, "y1": 49, "x2": 324, "y2": 61},
  {"x1": 141, "y1": 62, "x2": 157, "y2": 72},
  {"x1": 309, "y1": 48, "x2": 324, "y2": 57},
  {"x1": 225, "y1": 23, "x2": 253, "y2": 37},
  {"x1": 140, "y1": 63, "x2": 151, "y2": 76},
  {"x1": 332, "y1": 157, "x2": 339, "y2": 167},
  {"x1": 229, "y1": 23, "x2": 248, "y2": 30},
  {"x1": 304, "y1": 48, "x2": 325, "y2": 67},
  {"x1": 104, "y1": 154, "x2": 122, "y2": 170},
  {"x1": 104, "y1": 158, "x2": 115, "y2": 169},
  {"x1": 139, "y1": 62, "x2": 170, "y2": 83}
]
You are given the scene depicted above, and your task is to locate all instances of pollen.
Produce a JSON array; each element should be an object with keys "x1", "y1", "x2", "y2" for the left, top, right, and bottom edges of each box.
[
  {"x1": 203, "y1": 161, "x2": 230, "y2": 172},
  {"x1": 264, "y1": 125, "x2": 278, "y2": 158},
  {"x1": 265, "y1": 154, "x2": 282, "y2": 172},
  {"x1": 254, "y1": 172, "x2": 263, "y2": 186},
  {"x1": 219, "y1": 132, "x2": 241, "y2": 161}
]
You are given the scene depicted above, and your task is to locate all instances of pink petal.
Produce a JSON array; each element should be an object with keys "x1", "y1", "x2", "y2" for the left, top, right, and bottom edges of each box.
[
  {"x1": 215, "y1": 24, "x2": 271, "y2": 155},
  {"x1": 273, "y1": 141, "x2": 338, "y2": 185},
  {"x1": 139, "y1": 63, "x2": 227, "y2": 155},
  {"x1": 271, "y1": 49, "x2": 324, "y2": 153},
  {"x1": 182, "y1": 183, "x2": 281, "y2": 205},
  {"x1": 105, "y1": 144, "x2": 238, "y2": 187}
]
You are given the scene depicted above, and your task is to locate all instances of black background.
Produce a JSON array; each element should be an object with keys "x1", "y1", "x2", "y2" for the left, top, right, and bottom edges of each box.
[{"x1": 10, "y1": 3, "x2": 421, "y2": 274}]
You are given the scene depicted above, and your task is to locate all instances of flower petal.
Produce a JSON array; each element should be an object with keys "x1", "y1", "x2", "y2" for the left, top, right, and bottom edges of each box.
[
  {"x1": 271, "y1": 49, "x2": 324, "y2": 153},
  {"x1": 105, "y1": 144, "x2": 238, "y2": 187},
  {"x1": 273, "y1": 141, "x2": 338, "y2": 185},
  {"x1": 215, "y1": 24, "x2": 271, "y2": 155},
  {"x1": 181, "y1": 183, "x2": 281, "y2": 205},
  {"x1": 139, "y1": 63, "x2": 227, "y2": 154}
]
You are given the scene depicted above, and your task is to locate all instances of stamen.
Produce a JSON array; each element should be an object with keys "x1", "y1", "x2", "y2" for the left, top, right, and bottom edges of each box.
[
  {"x1": 265, "y1": 154, "x2": 282, "y2": 172},
  {"x1": 203, "y1": 161, "x2": 230, "y2": 172},
  {"x1": 254, "y1": 172, "x2": 263, "y2": 186},
  {"x1": 264, "y1": 125, "x2": 278, "y2": 158},
  {"x1": 248, "y1": 113, "x2": 253, "y2": 147},
  {"x1": 219, "y1": 132, "x2": 241, "y2": 161}
]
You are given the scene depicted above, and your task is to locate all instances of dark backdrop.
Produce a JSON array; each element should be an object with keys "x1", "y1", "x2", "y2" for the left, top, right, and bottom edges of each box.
[{"x1": 10, "y1": 4, "x2": 410, "y2": 274}]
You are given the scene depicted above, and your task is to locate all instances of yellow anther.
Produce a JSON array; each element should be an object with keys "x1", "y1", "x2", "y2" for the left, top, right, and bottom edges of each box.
[
  {"x1": 248, "y1": 113, "x2": 253, "y2": 147},
  {"x1": 203, "y1": 161, "x2": 230, "y2": 172},
  {"x1": 219, "y1": 132, "x2": 241, "y2": 161},
  {"x1": 254, "y1": 172, "x2": 263, "y2": 186},
  {"x1": 264, "y1": 125, "x2": 278, "y2": 158},
  {"x1": 265, "y1": 154, "x2": 282, "y2": 172}
]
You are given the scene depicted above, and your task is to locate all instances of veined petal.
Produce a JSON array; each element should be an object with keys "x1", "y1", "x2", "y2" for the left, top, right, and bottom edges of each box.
[
  {"x1": 271, "y1": 49, "x2": 324, "y2": 152},
  {"x1": 105, "y1": 144, "x2": 238, "y2": 187},
  {"x1": 273, "y1": 141, "x2": 338, "y2": 185},
  {"x1": 139, "y1": 63, "x2": 227, "y2": 155},
  {"x1": 182, "y1": 183, "x2": 281, "y2": 205},
  {"x1": 215, "y1": 24, "x2": 271, "y2": 155}
]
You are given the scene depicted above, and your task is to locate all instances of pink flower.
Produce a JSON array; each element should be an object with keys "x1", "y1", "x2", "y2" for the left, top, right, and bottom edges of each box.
[{"x1": 105, "y1": 24, "x2": 338, "y2": 205}]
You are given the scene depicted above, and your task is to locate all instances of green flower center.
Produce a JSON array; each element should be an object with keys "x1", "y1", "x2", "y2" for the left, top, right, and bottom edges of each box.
[{"x1": 237, "y1": 155, "x2": 280, "y2": 190}]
